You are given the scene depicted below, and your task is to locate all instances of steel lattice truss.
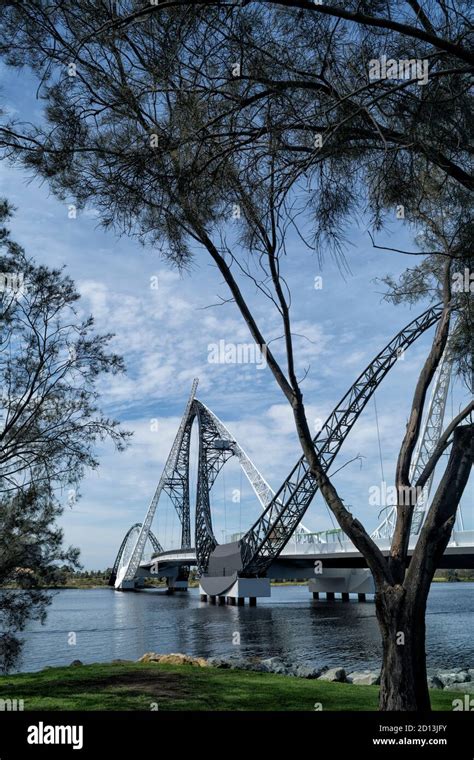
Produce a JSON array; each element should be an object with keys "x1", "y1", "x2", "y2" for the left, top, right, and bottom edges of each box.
[
  {"x1": 163, "y1": 415, "x2": 193, "y2": 550},
  {"x1": 115, "y1": 386, "x2": 285, "y2": 584},
  {"x1": 109, "y1": 522, "x2": 162, "y2": 586},
  {"x1": 371, "y1": 337, "x2": 453, "y2": 540},
  {"x1": 115, "y1": 379, "x2": 199, "y2": 587},
  {"x1": 237, "y1": 303, "x2": 444, "y2": 576},
  {"x1": 115, "y1": 303, "x2": 445, "y2": 586}
]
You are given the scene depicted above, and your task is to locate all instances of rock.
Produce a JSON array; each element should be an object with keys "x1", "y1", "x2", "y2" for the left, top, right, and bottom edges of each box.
[
  {"x1": 437, "y1": 670, "x2": 470, "y2": 687},
  {"x1": 260, "y1": 656, "x2": 284, "y2": 667},
  {"x1": 318, "y1": 667, "x2": 346, "y2": 682},
  {"x1": 238, "y1": 659, "x2": 266, "y2": 672},
  {"x1": 444, "y1": 682, "x2": 474, "y2": 693},
  {"x1": 291, "y1": 664, "x2": 322, "y2": 679},
  {"x1": 260, "y1": 657, "x2": 290, "y2": 675},
  {"x1": 229, "y1": 658, "x2": 249, "y2": 671},
  {"x1": 69, "y1": 660, "x2": 83, "y2": 667},
  {"x1": 137, "y1": 652, "x2": 160, "y2": 663},
  {"x1": 207, "y1": 657, "x2": 231, "y2": 669},
  {"x1": 157, "y1": 653, "x2": 208, "y2": 667},
  {"x1": 427, "y1": 676, "x2": 444, "y2": 690},
  {"x1": 346, "y1": 670, "x2": 380, "y2": 686},
  {"x1": 272, "y1": 665, "x2": 289, "y2": 675},
  {"x1": 137, "y1": 652, "x2": 208, "y2": 667}
]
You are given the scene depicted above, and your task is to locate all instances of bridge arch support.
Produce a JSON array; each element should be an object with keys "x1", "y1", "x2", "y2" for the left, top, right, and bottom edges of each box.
[{"x1": 112, "y1": 303, "x2": 457, "y2": 596}]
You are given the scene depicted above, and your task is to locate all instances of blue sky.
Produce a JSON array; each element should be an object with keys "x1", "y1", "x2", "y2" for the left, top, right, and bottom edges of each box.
[{"x1": 2, "y1": 63, "x2": 472, "y2": 569}]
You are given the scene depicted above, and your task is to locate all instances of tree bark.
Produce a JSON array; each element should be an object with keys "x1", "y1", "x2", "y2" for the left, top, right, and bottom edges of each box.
[
  {"x1": 377, "y1": 425, "x2": 472, "y2": 710},
  {"x1": 376, "y1": 583, "x2": 431, "y2": 710}
]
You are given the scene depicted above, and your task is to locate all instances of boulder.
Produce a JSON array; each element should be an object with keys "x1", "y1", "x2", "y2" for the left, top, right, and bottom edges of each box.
[
  {"x1": 137, "y1": 652, "x2": 160, "y2": 663},
  {"x1": 427, "y1": 675, "x2": 444, "y2": 690},
  {"x1": 157, "y1": 653, "x2": 208, "y2": 667},
  {"x1": 437, "y1": 670, "x2": 470, "y2": 687},
  {"x1": 318, "y1": 667, "x2": 346, "y2": 682},
  {"x1": 207, "y1": 657, "x2": 231, "y2": 669},
  {"x1": 271, "y1": 665, "x2": 289, "y2": 675},
  {"x1": 229, "y1": 658, "x2": 250, "y2": 671},
  {"x1": 69, "y1": 660, "x2": 83, "y2": 667},
  {"x1": 260, "y1": 657, "x2": 290, "y2": 675},
  {"x1": 137, "y1": 652, "x2": 208, "y2": 667},
  {"x1": 245, "y1": 661, "x2": 269, "y2": 672},
  {"x1": 445, "y1": 682, "x2": 474, "y2": 693},
  {"x1": 346, "y1": 670, "x2": 380, "y2": 686},
  {"x1": 291, "y1": 664, "x2": 322, "y2": 679}
]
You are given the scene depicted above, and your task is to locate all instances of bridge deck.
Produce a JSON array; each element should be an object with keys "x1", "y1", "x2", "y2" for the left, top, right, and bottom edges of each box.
[{"x1": 140, "y1": 531, "x2": 474, "y2": 571}]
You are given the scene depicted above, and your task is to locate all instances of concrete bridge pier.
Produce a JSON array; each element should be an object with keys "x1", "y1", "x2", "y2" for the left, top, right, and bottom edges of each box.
[
  {"x1": 199, "y1": 594, "x2": 259, "y2": 606},
  {"x1": 308, "y1": 568, "x2": 374, "y2": 601},
  {"x1": 199, "y1": 576, "x2": 271, "y2": 606}
]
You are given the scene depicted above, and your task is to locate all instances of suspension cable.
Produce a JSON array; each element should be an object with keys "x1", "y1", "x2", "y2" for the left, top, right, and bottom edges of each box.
[
  {"x1": 223, "y1": 466, "x2": 227, "y2": 542},
  {"x1": 373, "y1": 394, "x2": 385, "y2": 484},
  {"x1": 239, "y1": 464, "x2": 243, "y2": 536}
]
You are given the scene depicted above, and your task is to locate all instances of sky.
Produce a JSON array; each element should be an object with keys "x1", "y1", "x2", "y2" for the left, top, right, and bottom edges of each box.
[{"x1": 1, "y1": 63, "x2": 472, "y2": 569}]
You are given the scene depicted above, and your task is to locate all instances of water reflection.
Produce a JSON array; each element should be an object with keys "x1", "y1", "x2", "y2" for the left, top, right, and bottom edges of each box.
[{"x1": 15, "y1": 583, "x2": 473, "y2": 673}]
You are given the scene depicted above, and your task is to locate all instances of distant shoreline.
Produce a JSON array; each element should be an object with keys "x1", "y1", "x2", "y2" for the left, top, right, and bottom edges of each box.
[{"x1": 4, "y1": 577, "x2": 472, "y2": 590}]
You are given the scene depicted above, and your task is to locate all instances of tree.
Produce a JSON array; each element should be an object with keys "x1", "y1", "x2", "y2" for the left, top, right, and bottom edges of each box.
[
  {"x1": 0, "y1": 2, "x2": 471, "y2": 708},
  {"x1": 0, "y1": 203, "x2": 131, "y2": 671},
  {"x1": 0, "y1": 485, "x2": 80, "y2": 672}
]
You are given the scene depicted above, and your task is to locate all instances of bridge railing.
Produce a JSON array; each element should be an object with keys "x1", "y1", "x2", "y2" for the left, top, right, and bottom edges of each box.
[
  {"x1": 147, "y1": 529, "x2": 472, "y2": 562},
  {"x1": 450, "y1": 530, "x2": 474, "y2": 547}
]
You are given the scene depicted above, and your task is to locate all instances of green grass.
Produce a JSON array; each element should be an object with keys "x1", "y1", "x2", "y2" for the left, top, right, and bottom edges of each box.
[{"x1": 0, "y1": 662, "x2": 462, "y2": 711}]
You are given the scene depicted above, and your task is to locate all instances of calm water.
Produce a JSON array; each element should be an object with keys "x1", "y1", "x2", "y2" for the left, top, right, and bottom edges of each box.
[{"x1": 15, "y1": 583, "x2": 473, "y2": 674}]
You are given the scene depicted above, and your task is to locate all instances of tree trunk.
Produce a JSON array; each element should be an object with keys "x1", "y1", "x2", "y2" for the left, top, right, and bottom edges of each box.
[
  {"x1": 376, "y1": 425, "x2": 472, "y2": 711},
  {"x1": 376, "y1": 583, "x2": 431, "y2": 710}
]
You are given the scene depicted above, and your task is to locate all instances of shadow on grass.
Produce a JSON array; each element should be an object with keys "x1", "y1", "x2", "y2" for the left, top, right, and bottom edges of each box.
[{"x1": 0, "y1": 663, "x2": 461, "y2": 712}]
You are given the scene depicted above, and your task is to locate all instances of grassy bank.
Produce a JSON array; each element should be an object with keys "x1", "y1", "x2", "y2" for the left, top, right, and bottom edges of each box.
[{"x1": 0, "y1": 662, "x2": 461, "y2": 711}]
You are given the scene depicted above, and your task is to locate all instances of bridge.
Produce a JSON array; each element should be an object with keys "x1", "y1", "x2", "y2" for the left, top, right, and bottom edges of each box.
[{"x1": 110, "y1": 304, "x2": 473, "y2": 603}]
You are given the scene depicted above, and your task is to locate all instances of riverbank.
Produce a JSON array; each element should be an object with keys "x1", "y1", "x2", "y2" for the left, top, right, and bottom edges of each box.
[
  {"x1": 0, "y1": 660, "x2": 465, "y2": 711},
  {"x1": 9, "y1": 578, "x2": 473, "y2": 590}
]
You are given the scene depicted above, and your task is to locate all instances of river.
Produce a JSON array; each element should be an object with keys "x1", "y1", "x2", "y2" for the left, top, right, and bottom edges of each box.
[{"x1": 15, "y1": 583, "x2": 473, "y2": 673}]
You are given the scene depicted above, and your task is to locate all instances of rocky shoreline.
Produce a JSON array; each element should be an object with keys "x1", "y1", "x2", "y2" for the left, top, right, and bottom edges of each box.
[{"x1": 128, "y1": 653, "x2": 474, "y2": 692}]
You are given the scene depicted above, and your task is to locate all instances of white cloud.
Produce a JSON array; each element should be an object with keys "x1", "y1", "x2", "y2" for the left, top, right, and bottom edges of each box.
[{"x1": 2, "y1": 122, "x2": 471, "y2": 568}]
